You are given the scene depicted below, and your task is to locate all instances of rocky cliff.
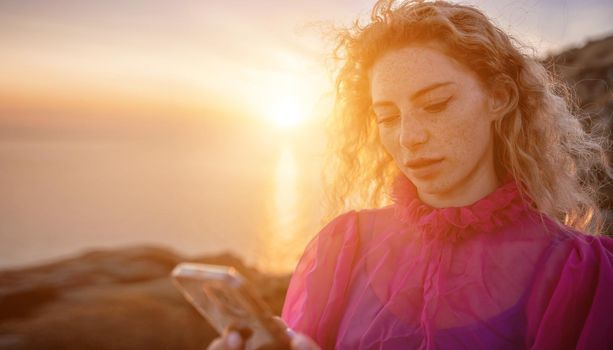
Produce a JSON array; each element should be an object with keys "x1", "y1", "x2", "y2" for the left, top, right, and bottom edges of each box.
[
  {"x1": 546, "y1": 34, "x2": 613, "y2": 228},
  {"x1": 0, "y1": 247, "x2": 289, "y2": 350}
]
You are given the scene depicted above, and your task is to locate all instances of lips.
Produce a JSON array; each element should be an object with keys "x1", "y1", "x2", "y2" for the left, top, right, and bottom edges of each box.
[{"x1": 405, "y1": 157, "x2": 444, "y2": 169}]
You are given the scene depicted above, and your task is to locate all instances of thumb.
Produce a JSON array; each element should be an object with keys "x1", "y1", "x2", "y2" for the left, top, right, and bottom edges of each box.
[
  {"x1": 272, "y1": 316, "x2": 295, "y2": 337},
  {"x1": 290, "y1": 333, "x2": 320, "y2": 350}
]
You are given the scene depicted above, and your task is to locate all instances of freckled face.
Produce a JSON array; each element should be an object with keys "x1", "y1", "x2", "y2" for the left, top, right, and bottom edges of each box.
[{"x1": 369, "y1": 45, "x2": 500, "y2": 207}]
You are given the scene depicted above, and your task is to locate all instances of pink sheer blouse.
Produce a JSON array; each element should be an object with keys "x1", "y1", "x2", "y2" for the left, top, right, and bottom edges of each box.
[{"x1": 281, "y1": 175, "x2": 613, "y2": 349}]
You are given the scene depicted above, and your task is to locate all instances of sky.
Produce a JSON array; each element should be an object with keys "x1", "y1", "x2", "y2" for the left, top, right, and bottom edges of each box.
[{"x1": 1, "y1": 0, "x2": 612, "y2": 131}]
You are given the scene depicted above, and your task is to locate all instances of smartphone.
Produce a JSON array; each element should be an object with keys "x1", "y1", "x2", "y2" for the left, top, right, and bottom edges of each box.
[{"x1": 171, "y1": 262, "x2": 291, "y2": 350}]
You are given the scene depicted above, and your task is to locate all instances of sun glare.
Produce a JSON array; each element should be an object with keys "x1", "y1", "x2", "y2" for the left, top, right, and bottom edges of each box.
[{"x1": 269, "y1": 96, "x2": 305, "y2": 129}]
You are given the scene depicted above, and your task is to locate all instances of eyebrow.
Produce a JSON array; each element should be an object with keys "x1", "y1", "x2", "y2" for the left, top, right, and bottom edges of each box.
[{"x1": 371, "y1": 81, "x2": 455, "y2": 109}]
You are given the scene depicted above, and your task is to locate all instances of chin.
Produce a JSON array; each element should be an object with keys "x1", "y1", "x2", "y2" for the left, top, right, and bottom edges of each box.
[{"x1": 411, "y1": 176, "x2": 455, "y2": 196}]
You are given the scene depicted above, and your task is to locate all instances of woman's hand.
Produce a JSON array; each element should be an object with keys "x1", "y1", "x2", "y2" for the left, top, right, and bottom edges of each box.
[
  {"x1": 206, "y1": 328, "x2": 244, "y2": 350},
  {"x1": 206, "y1": 331, "x2": 320, "y2": 350},
  {"x1": 206, "y1": 322, "x2": 321, "y2": 350},
  {"x1": 287, "y1": 333, "x2": 321, "y2": 350},
  {"x1": 273, "y1": 316, "x2": 321, "y2": 350}
]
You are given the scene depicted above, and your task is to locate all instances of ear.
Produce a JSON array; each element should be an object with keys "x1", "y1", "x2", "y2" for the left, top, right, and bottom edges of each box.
[{"x1": 487, "y1": 75, "x2": 518, "y2": 121}]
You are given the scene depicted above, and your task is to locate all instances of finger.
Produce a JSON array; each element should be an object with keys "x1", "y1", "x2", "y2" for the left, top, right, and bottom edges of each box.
[
  {"x1": 207, "y1": 338, "x2": 224, "y2": 350},
  {"x1": 224, "y1": 331, "x2": 243, "y2": 350},
  {"x1": 291, "y1": 333, "x2": 320, "y2": 350},
  {"x1": 272, "y1": 316, "x2": 296, "y2": 338},
  {"x1": 227, "y1": 324, "x2": 253, "y2": 341},
  {"x1": 272, "y1": 316, "x2": 287, "y2": 328}
]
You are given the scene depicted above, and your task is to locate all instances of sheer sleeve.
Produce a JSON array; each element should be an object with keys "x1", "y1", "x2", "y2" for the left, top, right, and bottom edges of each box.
[
  {"x1": 526, "y1": 233, "x2": 613, "y2": 350},
  {"x1": 281, "y1": 210, "x2": 360, "y2": 348}
]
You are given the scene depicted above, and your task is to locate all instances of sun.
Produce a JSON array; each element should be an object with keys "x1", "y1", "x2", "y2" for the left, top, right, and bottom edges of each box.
[
  {"x1": 251, "y1": 69, "x2": 320, "y2": 130},
  {"x1": 269, "y1": 96, "x2": 305, "y2": 130}
]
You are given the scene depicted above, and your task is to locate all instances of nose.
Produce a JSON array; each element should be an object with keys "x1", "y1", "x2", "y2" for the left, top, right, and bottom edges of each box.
[{"x1": 399, "y1": 116, "x2": 429, "y2": 150}]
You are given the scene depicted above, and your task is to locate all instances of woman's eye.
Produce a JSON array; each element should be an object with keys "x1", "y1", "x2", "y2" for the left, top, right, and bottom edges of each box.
[
  {"x1": 377, "y1": 115, "x2": 399, "y2": 125},
  {"x1": 423, "y1": 97, "x2": 451, "y2": 113}
]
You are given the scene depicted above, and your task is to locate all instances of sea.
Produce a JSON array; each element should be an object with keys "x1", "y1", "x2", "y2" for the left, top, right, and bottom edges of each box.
[{"x1": 0, "y1": 118, "x2": 327, "y2": 275}]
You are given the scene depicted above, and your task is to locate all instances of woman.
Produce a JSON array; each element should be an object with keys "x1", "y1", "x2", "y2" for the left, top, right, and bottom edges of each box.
[{"x1": 211, "y1": 0, "x2": 613, "y2": 349}]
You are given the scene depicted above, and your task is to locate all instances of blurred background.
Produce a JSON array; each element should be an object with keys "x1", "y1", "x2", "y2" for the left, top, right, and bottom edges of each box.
[
  {"x1": 1, "y1": 1, "x2": 612, "y2": 349},
  {"x1": 1, "y1": 0, "x2": 612, "y2": 275}
]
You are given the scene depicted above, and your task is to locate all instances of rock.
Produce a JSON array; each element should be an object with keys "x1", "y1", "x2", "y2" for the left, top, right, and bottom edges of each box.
[
  {"x1": 0, "y1": 246, "x2": 290, "y2": 350},
  {"x1": 545, "y1": 34, "x2": 613, "y2": 232}
]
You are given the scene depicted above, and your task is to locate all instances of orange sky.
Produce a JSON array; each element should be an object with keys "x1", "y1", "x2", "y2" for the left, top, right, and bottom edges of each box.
[{"x1": 0, "y1": 0, "x2": 611, "y2": 131}]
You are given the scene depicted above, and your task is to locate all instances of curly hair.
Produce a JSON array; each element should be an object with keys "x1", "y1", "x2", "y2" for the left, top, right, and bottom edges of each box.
[{"x1": 321, "y1": 0, "x2": 611, "y2": 234}]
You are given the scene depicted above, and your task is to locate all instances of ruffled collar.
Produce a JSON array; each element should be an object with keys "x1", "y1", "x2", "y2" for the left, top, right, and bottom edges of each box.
[{"x1": 391, "y1": 174, "x2": 530, "y2": 242}]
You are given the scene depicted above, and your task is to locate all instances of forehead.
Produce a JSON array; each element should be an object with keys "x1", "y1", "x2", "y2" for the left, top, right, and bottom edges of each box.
[{"x1": 368, "y1": 45, "x2": 476, "y2": 98}]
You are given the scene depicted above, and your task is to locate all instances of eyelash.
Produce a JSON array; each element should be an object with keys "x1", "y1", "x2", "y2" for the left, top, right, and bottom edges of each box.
[
  {"x1": 377, "y1": 114, "x2": 399, "y2": 126},
  {"x1": 375, "y1": 97, "x2": 452, "y2": 125},
  {"x1": 423, "y1": 97, "x2": 452, "y2": 113}
]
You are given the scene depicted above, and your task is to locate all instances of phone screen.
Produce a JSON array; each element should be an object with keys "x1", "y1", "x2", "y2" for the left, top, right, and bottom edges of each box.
[{"x1": 171, "y1": 263, "x2": 290, "y2": 350}]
